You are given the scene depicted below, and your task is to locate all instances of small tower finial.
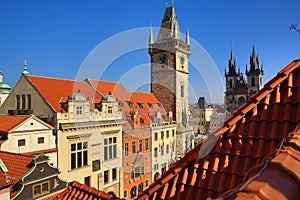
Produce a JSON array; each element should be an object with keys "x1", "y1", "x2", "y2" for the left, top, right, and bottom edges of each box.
[
  {"x1": 22, "y1": 59, "x2": 29, "y2": 75},
  {"x1": 172, "y1": 0, "x2": 174, "y2": 6},
  {"x1": 185, "y1": 23, "x2": 190, "y2": 46},
  {"x1": 149, "y1": 20, "x2": 154, "y2": 44},
  {"x1": 165, "y1": 0, "x2": 168, "y2": 7}
]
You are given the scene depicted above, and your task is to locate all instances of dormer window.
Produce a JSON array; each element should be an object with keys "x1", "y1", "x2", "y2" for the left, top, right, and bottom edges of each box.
[
  {"x1": 129, "y1": 102, "x2": 133, "y2": 107},
  {"x1": 76, "y1": 106, "x2": 83, "y2": 115},
  {"x1": 108, "y1": 106, "x2": 113, "y2": 114},
  {"x1": 140, "y1": 104, "x2": 144, "y2": 109},
  {"x1": 150, "y1": 104, "x2": 154, "y2": 109}
]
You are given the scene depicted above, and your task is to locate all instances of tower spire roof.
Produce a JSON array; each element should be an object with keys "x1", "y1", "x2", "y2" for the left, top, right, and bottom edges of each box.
[
  {"x1": 157, "y1": 4, "x2": 182, "y2": 41},
  {"x1": 186, "y1": 23, "x2": 190, "y2": 46},
  {"x1": 149, "y1": 21, "x2": 154, "y2": 44}
]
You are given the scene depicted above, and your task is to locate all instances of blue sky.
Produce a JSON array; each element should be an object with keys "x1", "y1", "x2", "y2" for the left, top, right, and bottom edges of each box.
[{"x1": 0, "y1": 0, "x2": 299, "y2": 103}]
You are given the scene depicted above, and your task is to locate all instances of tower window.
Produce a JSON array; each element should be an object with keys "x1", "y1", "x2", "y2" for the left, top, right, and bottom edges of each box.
[
  {"x1": 181, "y1": 85, "x2": 184, "y2": 97},
  {"x1": 16, "y1": 95, "x2": 20, "y2": 109},
  {"x1": 27, "y1": 94, "x2": 31, "y2": 109},
  {"x1": 251, "y1": 77, "x2": 255, "y2": 86},
  {"x1": 229, "y1": 80, "x2": 233, "y2": 88},
  {"x1": 21, "y1": 94, "x2": 26, "y2": 109}
]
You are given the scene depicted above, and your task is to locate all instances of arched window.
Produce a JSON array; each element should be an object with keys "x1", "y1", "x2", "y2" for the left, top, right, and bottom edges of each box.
[
  {"x1": 138, "y1": 183, "x2": 144, "y2": 194},
  {"x1": 153, "y1": 172, "x2": 160, "y2": 182},
  {"x1": 238, "y1": 96, "x2": 245, "y2": 107},
  {"x1": 130, "y1": 186, "x2": 137, "y2": 199},
  {"x1": 181, "y1": 85, "x2": 184, "y2": 97}
]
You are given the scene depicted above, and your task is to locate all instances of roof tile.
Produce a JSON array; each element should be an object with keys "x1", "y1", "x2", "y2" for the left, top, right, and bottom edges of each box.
[{"x1": 137, "y1": 60, "x2": 300, "y2": 200}]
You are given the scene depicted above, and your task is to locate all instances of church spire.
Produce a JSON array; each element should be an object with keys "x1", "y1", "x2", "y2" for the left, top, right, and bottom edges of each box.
[
  {"x1": 249, "y1": 45, "x2": 260, "y2": 72},
  {"x1": 227, "y1": 50, "x2": 237, "y2": 75}
]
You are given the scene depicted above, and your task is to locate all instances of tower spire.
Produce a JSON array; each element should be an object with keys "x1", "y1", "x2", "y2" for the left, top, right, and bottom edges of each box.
[
  {"x1": 186, "y1": 23, "x2": 190, "y2": 46},
  {"x1": 149, "y1": 20, "x2": 154, "y2": 44}
]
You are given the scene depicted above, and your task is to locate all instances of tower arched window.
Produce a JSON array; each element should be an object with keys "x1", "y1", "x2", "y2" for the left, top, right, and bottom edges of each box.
[
  {"x1": 229, "y1": 80, "x2": 233, "y2": 88},
  {"x1": 251, "y1": 77, "x2": 255, "y2": 86}
]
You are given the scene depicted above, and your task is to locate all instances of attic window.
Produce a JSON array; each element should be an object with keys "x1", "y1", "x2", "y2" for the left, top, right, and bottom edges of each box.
[
  {"x1": 119, "y1": 101, "x2": 124, "y2": 107},
  {"x1": 140, "y1": 104, "x2": 144, "y2": 109},
  {"x1": 150, "y1": 104, "x2": 154, "y2": 109}
]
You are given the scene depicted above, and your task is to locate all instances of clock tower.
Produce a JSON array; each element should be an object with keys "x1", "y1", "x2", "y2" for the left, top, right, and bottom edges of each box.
[{"x1": 148, "y1": 4, "x2": 190, "y2": 126}]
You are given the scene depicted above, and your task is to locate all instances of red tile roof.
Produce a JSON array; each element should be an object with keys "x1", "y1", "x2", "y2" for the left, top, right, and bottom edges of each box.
[
  {"x1": 87, "y1": 79, "x2": 169, "y2": 130},
  {"x1": 48, "y1": 181, "x2": 120, "y2": 200},
  {"x1": 0, "y1": 151, "x2": 32, "y2": 186},
  {"x1": 0, "y1": 116, "x2": 31, "y2": 133},
  {"x1": 221, "y1": 125, "x2": 300, "y2": 199},
  {"x1": 27, "y1": 76, "x2": 101, "y2": 112},
  {"x1": 137, "y1": 59, "x2": 300, "y2": 200}
]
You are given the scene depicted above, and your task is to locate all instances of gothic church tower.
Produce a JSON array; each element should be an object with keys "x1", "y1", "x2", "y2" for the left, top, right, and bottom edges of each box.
[{"x1": 148, "y1": 4, "x2": 190, "y2": 126}]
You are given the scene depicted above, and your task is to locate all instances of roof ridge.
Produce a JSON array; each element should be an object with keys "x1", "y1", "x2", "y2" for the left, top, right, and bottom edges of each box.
[{"x1": 27, "y1": 75, "x2": 86, "y2": 83}]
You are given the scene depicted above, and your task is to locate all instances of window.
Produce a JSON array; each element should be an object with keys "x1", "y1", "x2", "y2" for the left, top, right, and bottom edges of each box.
[
  {"x1": 251, "y1": 77, "x2": 255, "y2": 86},
  {"x1": 130, "y1": 186, "x2": 136, "y2": 199},
  {"x1": 18, "y1": 139, "x2": 25, "y2": 147},
  {"x1": 16, "y1": 95, "x2": 20, "y2": 109},
  {"x1": 139, "y1": 140, "x2": 142, "y2": 152},
  {"x1": 108, "y1": 106, "x2": 112, "y2": 114},
  {"x1": 146, "y1": 180, "x2": 149, "y2": 187},
  {"x1": 166, "y1": 144, "x2": 169, "y2": 154},
  {"x1": 129, "y1": 102, "x2": 133, "y2": 107},
  {"x1": 112, "y1": 168, "x2": 117, "y2": 180},
  {"x1": 104, "y1": 137, "x2": 117, "y2": 161},
  {"x1": 145, "y1": 139, "x2": 149, "y2": 150},
  {"x1": 154, "y1": 147, "x2": 158, "y2": 157},
  {"x1": 70, "y1": 141, "x2": 88, "y2": 169},
  {"x1": 154, "y1": 163, "x2": 159, "y2": 170},
  {"x1": 161, "y1": 131, "x2": 164, "y2": 140},
  {"x1": 166, "y1": 130, "x2": 169, "y2": 138},
  {"x1": 161, "y1": 147, "x2": 164, "y2": 156},
  {"x1": 27, "y1": 94, "x2": 31, "y2": 109},
  {"x1": 37, "y1": 137, "x2": 44, "y2": 144},
  {"x1": 21, "y1": 94, "x2": 26, "y2": 109},
  {"x1": 172, "y1": 129, "x2": 175, "y2": 137},
  {"x1": 140, "y1": 104, "x2": 144, "y2": 109},
  {"x1": 84, "y1": 176, "x2": 90, "y2": 186},
  {"x1": 135, "y1": 167, "x2": 140, "y2": 178},
  {"x1": 181, "y1": 85, "x2": 184, "y2": 97},
  {"x1": 229, "y1": 79, "x2": 233, "y2": 88},
  {"x1": 140, "y1": 118, "x2": 145, "y2": 124},
  {"x1": 124, "y1": 191, "x2": 127, "y2": 198},
  {"x1": 104, "y1": 170, "x2": 109, "y2": 184},
  {"x1": 76, "y1": 106, "x2": 83, "y2": 115},
  {"x1": 125, "y1": 142, "x2": 129, "y2": 156},
  {"x1": 130, "y1": 169, "x2": 134, "y2": 180},
  {"x1": 132, "y1": 141, "x2": 136, "y2": 154},
  {"x1": 154, "y1": 132, "x2": 158, "y2": 141},
  {"x1": 138, "y1": 183, "x2": 144, "y2": 194},
  {"x1": 33, "y1": 181, "x2": 50, "y2": 198}
]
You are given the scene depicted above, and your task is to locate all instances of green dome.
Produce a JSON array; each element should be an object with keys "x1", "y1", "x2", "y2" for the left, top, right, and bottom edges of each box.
[{"x1": 0, "y1": 83, "x2": 11, "y2": 94}]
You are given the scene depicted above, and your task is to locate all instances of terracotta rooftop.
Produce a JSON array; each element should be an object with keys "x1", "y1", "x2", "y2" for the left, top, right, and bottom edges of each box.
[
  {"x1": 48, "y1": 181, "x2": 121, "y2": 200},
  {"x1": 0, "y1": 115, "x2": 31, "y2": 133},
  {"x1": 87, "y1": 79, "x2": 169, "y2": 130},
  {"x1": 0, "y1": 151, "x2": 32, "y2": 187},
  {"x1": 27, "y1": 76, "x2": 101, "y2": 112},
  {"x1": 137, "y1": 59, "x2": 300, "y2": 200}
]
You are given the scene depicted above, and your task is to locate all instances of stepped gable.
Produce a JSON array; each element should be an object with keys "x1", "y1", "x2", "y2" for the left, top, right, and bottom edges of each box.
[{"x1": 137, "y1": 59, "x2": 300, "y2": 200}]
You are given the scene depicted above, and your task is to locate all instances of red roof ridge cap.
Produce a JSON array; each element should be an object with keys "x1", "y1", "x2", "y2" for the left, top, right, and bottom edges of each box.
[{"x1": 277, "y1": 59, "x2": 300, "y2": 76}]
